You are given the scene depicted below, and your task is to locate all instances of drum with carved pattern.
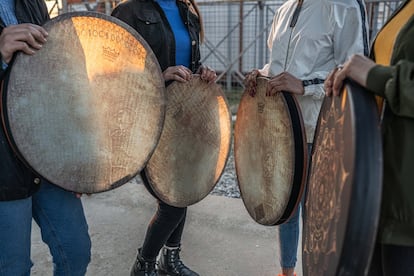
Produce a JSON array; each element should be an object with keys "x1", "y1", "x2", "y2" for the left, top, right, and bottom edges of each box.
[{"x1": 302, "y1": 81, "x2": 383, "y2": 275}]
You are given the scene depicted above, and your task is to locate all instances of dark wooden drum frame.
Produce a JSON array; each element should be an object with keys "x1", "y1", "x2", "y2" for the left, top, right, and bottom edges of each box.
[
  {"x1": 144, "y1": 75, "x2": 232, "y2": 207},
  {"x1": 2, "y1": 12, "x2": 166, "y2": 193},
  {"x1": 234, "y1": 77, "x2": 307, "y2": 226},
  {"x1": 303, "y1": 81, "x2": 383, "y2": 276}
]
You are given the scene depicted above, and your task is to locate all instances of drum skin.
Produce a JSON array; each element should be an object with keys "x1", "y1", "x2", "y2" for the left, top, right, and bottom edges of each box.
[
  {"x1": 3, "y1": 12, "x2": 166, "y2": 193},
  {"x1": 303, "y1": 81, "x2": 383, "y2": 276},
  {"x1": 145, "y1": 75, "x2": 232, "y2": 207},
  {"x1": 234, "y1": 77, "x2": 307, "y2": 226}
]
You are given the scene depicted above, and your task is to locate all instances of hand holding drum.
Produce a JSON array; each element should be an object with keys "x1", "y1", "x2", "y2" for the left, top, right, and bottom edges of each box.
[{"x1": 234, "y1": 77, "x2": 307, "y2": 226}]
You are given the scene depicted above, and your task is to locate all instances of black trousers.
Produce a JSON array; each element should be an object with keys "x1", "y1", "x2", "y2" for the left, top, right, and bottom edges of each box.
[
  {"x1": 140, "y1": 171, "x2": 187, "y2": 260},
  {"x1": 368, "y1": 243, "x2": 414, "y2": 276}
]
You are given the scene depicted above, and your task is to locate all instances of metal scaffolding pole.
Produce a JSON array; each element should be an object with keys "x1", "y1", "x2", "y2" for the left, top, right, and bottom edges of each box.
[
  {"x1": 61, "y1": 0, "x2": 68, "y2": 13},
  {"x1": 59, "y1": 0, "x2": 118, "y2": 15}
]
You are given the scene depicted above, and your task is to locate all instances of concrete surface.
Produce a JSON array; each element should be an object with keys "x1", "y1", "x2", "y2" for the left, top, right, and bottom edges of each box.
[{"x1": 31, "y1": 180, "x2": 303, "y2": 276}]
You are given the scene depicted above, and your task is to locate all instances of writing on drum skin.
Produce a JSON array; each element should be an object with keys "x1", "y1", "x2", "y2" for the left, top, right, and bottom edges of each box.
[
  {"x1": 263, "y1": 152, "x2": 275, "y2": 180},
  {"x1": 77, "y1": 27, "x2": 145, "y2": 57},
  {"x1": 257, "y1": 102, "x2": 265, "y2": 113},
  {"x1": 103, "y1": 46, "x2": 120, "y2": 62}
]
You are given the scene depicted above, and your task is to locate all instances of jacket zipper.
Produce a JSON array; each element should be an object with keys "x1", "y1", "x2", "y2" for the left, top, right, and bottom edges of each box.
[{"x1": 283, "y1": 0, "x2": 303, "y2": 71}]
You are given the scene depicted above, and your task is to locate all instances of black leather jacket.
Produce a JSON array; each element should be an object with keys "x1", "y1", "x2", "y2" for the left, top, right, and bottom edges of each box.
[
  {"x1": 0, "y1": 0, "x2": 49, "y2": 201},
  {"x1": 0, "y1": 0, "x2": 49, "y2": 79},
  {"x1": 111, "y1": 0, "x2": 202, "y2": 73}
]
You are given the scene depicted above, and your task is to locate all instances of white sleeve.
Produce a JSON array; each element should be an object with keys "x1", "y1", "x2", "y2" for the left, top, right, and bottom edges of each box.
[
  {"x1": 332, "y1": 1, "x2": 369, "y2": 64},
  {"x1": 302, "y1": 1, "x2": 369, "y2": 99},
  {"x1": 259, "y1": 11, "x2": 281, "y2": 76},
  {"x1": 303, "y1": 83, "x2": 325, "y2": 99}
]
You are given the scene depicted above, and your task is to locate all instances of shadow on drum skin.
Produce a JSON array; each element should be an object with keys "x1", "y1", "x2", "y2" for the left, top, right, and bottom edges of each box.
[
  {"x1": 4, "y1": 14, "x2": 97, "y2": 191},
  {"x1": 5, "y1": 12, "x2": 166, "y2": 194},
  {"x1": 144, "y1": 75, "x2": 232, "y2": 208}
]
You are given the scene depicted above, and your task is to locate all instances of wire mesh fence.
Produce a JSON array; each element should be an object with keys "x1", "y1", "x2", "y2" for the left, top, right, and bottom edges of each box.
[
  {"x1": 47, "y1": 0, "x2": 404, "y2": 91},
  {"x1": 197, "y1": 0, "x2": 404, "y2": 89}
]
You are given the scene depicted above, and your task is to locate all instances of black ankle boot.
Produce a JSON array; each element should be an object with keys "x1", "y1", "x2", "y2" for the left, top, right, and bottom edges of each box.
[
  {"x1": 158, "y1": 246, "x2": 199, "y2": 276},
  {"x1": 130, "y1": 248, "x2": 158, "y2": 276}
]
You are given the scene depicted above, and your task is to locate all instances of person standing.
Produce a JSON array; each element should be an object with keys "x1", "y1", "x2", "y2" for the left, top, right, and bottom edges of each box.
[
  {"x1": 325, "y1": 1, "x2": 414, "y2": 274},
  {"x1": 111, "y1": 1, "x2": 216, "y2": 275},
  {"x1": 0, "y1": 0, "x2": 91, "y2": 275},
  {"x1": 244, "y1": 0, "x2": 369, "y2": 275}
]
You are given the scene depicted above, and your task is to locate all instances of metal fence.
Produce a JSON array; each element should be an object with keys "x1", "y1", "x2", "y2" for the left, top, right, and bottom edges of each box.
[
  {"x1": 47, "y1": 0, "x2": 404, "y2": 90},
  {"x1": 46, "y1": 0, "x2": 121, "y2": 16},
  {"x1": 197, "y1": 0, "x2": 403, "y2": 89}
]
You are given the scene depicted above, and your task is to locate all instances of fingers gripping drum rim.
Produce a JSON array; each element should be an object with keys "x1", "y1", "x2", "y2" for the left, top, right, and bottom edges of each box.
[{"x1": 234, "y1": 77, "x2": 307, "y2": 226}]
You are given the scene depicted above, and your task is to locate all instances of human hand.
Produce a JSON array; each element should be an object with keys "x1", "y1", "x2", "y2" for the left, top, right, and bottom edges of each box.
[
  {"x1": 0, "y1": 23, "x2": 48, "y2": 64},
  {"x1": 197, "y1": 65, "x2": 216, "y2": 83},
  {"x1": 324, "y1": 66, "x2": 342, "y2": 97},
  {"x1": 162, "y1": 65, "x2": 192, "y2": 82},
  {"x1": 266, "y1": 72, "x2": 304, "y2": 96},
  {"x1": 325, "y1": 54, "x2": 376, "y2": 97},
  {"x1": 244, "y1": 69, "x2": 261, "y2": 97}
]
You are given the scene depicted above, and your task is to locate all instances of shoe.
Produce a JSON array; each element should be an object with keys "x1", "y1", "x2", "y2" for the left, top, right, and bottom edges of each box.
[
  {"x1": 158, "y1": 246, "x2": 199, "y2": 276},
  {"x1": 130, "y1": 248, "x2": 158, "y2": 276},
  {"x1": 277, "y1": 273, "x2": 297, "y2": 276}
]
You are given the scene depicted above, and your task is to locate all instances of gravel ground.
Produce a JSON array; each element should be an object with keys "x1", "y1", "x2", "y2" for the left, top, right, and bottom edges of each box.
[
  {"x1": 211, "y1": 111, "x2": 241, "y2": 198},
  {"x1": 210, "y1": 143, "x2": 241, "y2": 198}
]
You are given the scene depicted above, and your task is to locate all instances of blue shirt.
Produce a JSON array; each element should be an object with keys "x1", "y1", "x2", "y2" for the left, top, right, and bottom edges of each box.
[
  {"x1": 0, "y1": 0, "x2": 18, "y2": 26},
  {"x1": 0, "y1": 0, "x2": 18, "y2": 69},
  {"x1": 156, "y1": 0, "x2": 191, "y2": 68}
]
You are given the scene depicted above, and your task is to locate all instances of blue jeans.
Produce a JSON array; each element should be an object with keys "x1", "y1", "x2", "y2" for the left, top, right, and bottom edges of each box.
[
  {"x1": 279, "y1": 203, "x2": 302, "y2": 268},
  {"x1": 0, "y1": 181, "x2": 91, "y2": 275},
  {"x1": 278, "y1": 143, "x2": 311, "y2": 269}
]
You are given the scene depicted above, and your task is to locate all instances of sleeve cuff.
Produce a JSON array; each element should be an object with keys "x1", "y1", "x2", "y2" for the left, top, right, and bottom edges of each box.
[
  {"x1": 366, "y1": 65, "x2": 394, "y2": 96},
  {"x1": 0, "y1": 51, "x2": 8, "y2": 70},
  {"x1": 2, "y1": 60, "x2": 8, "y2": 70},
  {"x1": 303, "y1": 83, "x2": 325, "y2": 99}
]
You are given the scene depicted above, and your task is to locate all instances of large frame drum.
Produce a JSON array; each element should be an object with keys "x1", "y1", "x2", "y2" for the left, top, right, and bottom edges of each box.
[
  {"x1": 234, "y1": 77, "x2": 307, "y2": 226},
  {"x1": 2, "y1": 12, "x2": 166, "y2": 193},
  {"x1": 144, "y1": 75, "x2": 232, "y2": 207},
  {"x1": 303, "y1": 81, "x2": 383, "y2": 275}
]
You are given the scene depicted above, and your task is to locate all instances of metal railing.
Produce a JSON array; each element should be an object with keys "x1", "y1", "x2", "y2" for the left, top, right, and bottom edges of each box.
[
  {"x1": 46, "y1": 0, "x2": 121, "y2": 16},
  {"x1": 197, "y1": 0, "x2": 403, "y2": 89},
  {"x1": 366, "y1": 0, "x2": 404, "y2": 38},
  {"x1": 47, "y1": 0, "x2": 404, "y2": 90}
]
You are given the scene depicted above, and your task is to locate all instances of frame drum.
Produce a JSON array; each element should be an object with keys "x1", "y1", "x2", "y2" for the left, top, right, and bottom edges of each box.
[
  {"x1": 303, "y1": 81, "x2": 383, "y2": 275},
  {"x1": 144, "y1": 75, "x2": 231, "y2": 207},
  {"x1": 234, "y1": 77, "x2": 307, "y2": 226},
  {"x1": 3, "y1": 12, "x2": 166, "y2": 193}
]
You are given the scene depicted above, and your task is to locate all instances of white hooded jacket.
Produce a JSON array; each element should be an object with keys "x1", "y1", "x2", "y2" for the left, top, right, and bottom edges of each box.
[{"x1": 261, "y1": 0, "x2": 369, "y2": 142}]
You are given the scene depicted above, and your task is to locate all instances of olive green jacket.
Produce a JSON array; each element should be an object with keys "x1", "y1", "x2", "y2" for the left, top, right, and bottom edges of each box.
[{"x1": 366, "y1": 2, "x2": 414, "y2": 246}]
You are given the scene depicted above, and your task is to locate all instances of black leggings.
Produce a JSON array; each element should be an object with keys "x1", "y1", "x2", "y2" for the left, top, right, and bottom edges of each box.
[
  {"x1": 141, "y1": 201, "x2": 187, "y2": 260},
  {"x1": 368, "y1": 243, "x2": 414, "y2": 276},
  {"x1": 140, "y1": 171, "x2": 187, "y2": 260}
]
